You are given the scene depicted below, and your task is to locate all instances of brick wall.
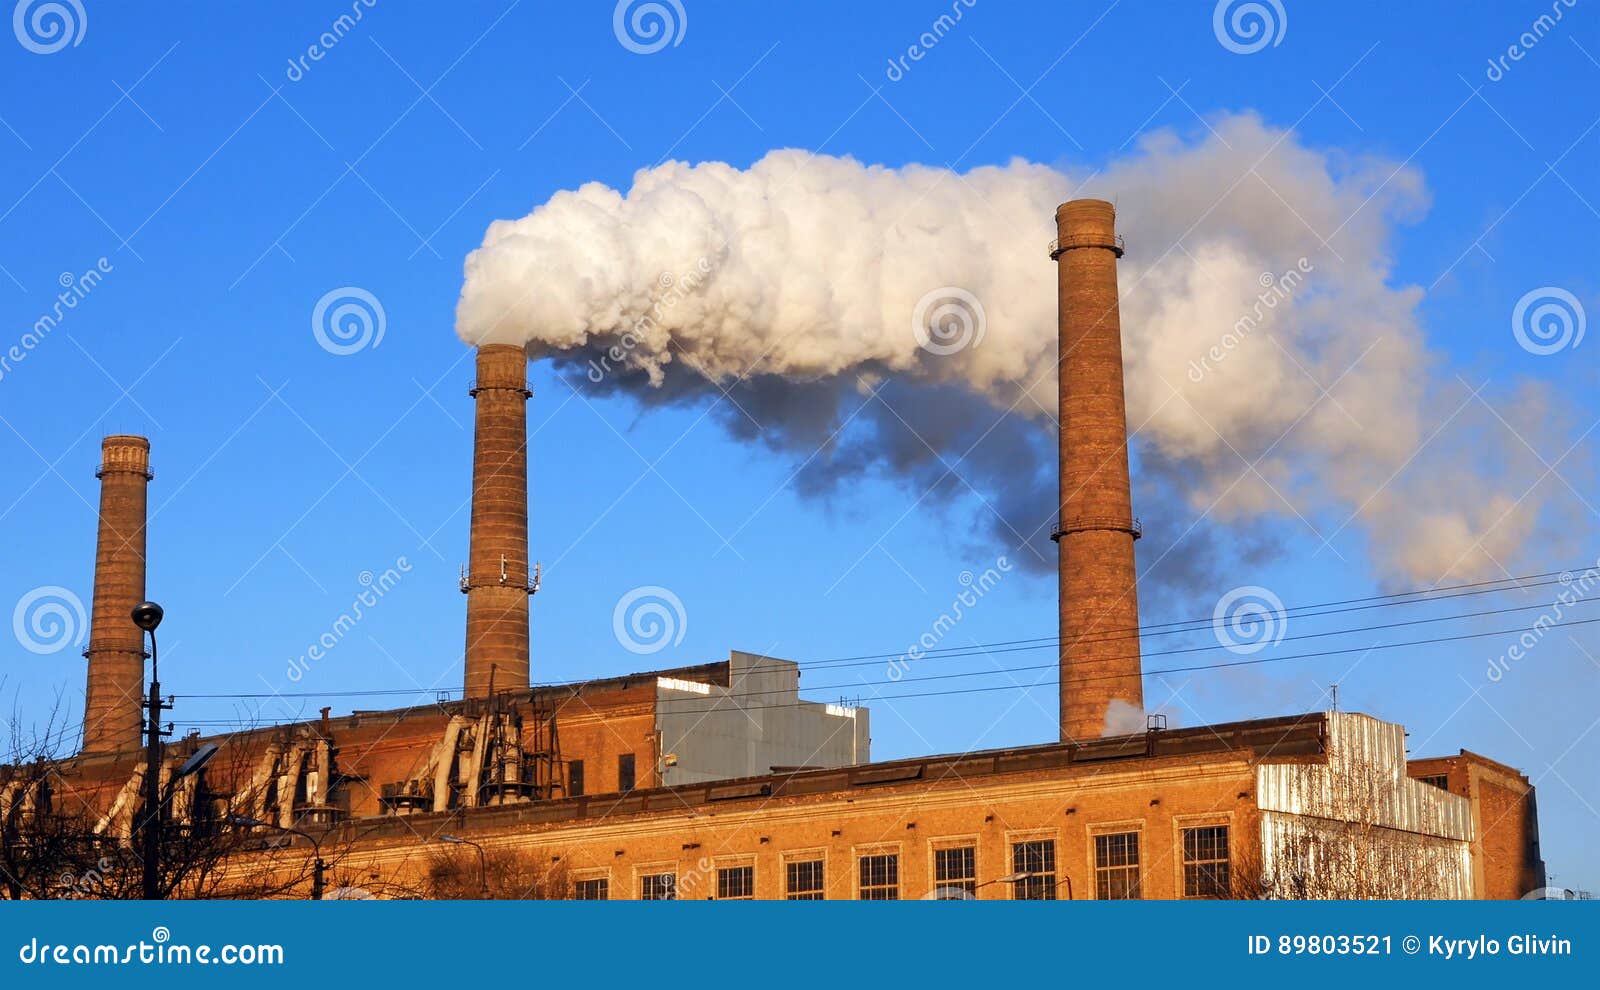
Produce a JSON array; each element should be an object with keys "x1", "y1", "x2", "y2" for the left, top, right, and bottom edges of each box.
[
  {"x1": 332, "y1": 752, "x2": 1264, "y2": 900},
  {"x1": 1409, "y1": 751, "x2": 1545, "y2": 898}
]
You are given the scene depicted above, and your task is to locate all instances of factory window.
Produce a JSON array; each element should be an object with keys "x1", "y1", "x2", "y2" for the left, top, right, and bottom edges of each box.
[
  {"x1": 618, "y1": 753, "x2": 635, "y2": 793},
  {"x1": 933, "y1": 846, "x2": 976, "y2": 896},
  {"x1": 1011, "y1": 840, "x2": 1057, "y2": 900},
  {"x1": 717, "y1": 866, "x2": 754, "y2": 900},
  {"x1": 1182, "y1": 825, "x2": 1230, "y2": 899},
  {"x1": 858, "y1": 853, "x2": 899, "y2": 900},
  {"x1": 786, "y1": 859, "x2": 824, "y2": 900},
  {"x1": 573, "y1": 878, "x2": 608, "y2": 900},
  {"x1": 640, "y1": 872, "x2": 676, "y2": 900},
  {"x1": 1417, "y1": 774, "x2": 1449, "y2": 791},
  {"x1": 1094, "y1": 831, "x2": 1141, "y2": 900},
  {"x1": 567, "y1": 760, "x2": 584, "y2": 797}
]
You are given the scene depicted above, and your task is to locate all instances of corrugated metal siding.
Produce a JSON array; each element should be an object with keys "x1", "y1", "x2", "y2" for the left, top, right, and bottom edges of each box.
[
  {"x1": 1257, "y1": 713, "x2": 1473, "y2": 839},
  {"x1": 1260, "y1": 810, "x2": 1474, "y2": 899},
  {"x1": 1255, "y1": 713, "x2": 1473, "y2": 899}
]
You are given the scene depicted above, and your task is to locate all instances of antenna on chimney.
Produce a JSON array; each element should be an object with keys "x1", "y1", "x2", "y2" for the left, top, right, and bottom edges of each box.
[
  {"x1": 458, "y1": 564, "x2": 469, "y2": 594},
  {"x1": 1330, "y1": 683, "x2": 1339, "y2": 713},
  {"x1": 530, "y1": 561, "x2": 542, "y2": 596},
  {"x1": 499, "y1": 554, "x2": 508, "y2": 585}
]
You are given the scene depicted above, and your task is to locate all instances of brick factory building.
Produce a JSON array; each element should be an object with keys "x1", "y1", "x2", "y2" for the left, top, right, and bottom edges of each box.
[{"x1": 2, "y1": 200, "x2": 1545, "y2": 900}]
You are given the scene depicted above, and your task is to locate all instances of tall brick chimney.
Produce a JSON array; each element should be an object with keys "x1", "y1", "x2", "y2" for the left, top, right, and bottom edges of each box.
[
  {"x1": 463, "y1": 344, "x2": 533, "y2": 698},
  {"x1": 1052, "y1": 200, "x2": 1144, "y2": 741},
  {"x1": 81, "y1": 434, "x2": 152, "y2": 753}
]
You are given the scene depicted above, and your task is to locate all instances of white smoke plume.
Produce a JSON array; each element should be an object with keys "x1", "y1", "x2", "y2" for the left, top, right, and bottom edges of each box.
[{"x1": 457, "y1": 112, "x2": 1567, "y2": 597}]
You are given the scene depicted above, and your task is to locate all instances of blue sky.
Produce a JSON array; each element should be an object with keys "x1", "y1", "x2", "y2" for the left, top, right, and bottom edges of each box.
[{"x1": 1, "y1": 2, "x2": 1596, "y2": 888}]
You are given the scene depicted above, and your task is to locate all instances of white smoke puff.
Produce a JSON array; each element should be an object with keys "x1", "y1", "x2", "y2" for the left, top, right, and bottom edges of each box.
[
  {"x1": 459, "y1": 152, "x2": 1067, "y2": 392},
  {"x1": 456, "y1": 112, "x2": 1572, "y2": 587},
  {"x1": 1101, "y1": 699, "x2": 1153, "y2": 737}
]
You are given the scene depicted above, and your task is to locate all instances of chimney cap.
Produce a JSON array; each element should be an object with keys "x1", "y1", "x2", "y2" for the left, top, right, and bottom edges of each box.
[
  {"x1": 474, "y1": 342, "x2": 529, "y2": 359},
  {"x1": 1055, "y1": 199, "x2": 1117, "y2": 239},
  {"x1": 1055, "y1": 197, "x2": 1115, "y2": 217}
]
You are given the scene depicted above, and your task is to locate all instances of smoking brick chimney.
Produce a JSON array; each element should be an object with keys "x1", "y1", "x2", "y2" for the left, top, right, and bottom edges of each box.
[
  {"x1": 463, "y1": 344, "x2": 533, "y2": 698},
  {"x1": 81, "y1": 434, "x2": 152, "y2": 753},
  {"x1": 1051, "y1": 200, "x2": 1144, "y2": 741}
]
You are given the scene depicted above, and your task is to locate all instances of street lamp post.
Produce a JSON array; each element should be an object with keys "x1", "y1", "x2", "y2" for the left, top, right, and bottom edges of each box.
[
  {"x1": 230, "y1": 815, "x2": 326, "y2": 899},
  {"x1": 438, "y1": 835, "x2": 488, "y2": 896},
  {"x1": 978, "y1": 871, "x2": 1074, "y2": 900},
  {"x1": 132, "y1": 601, "x2": 167, "y2": 901},
  {"x1": 972, "y1": 871, "x2": 1031, "y2": 898}
]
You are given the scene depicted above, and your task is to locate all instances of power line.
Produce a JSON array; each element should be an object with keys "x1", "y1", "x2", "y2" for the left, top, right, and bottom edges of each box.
[
  {"x1": 172, "y1": 577, "x2": 1599, "y2": 701},
  {"x1": 786, "y1": 589, "x2": 1599, "y2": 672},
  {"x1": 167, "y1": 608, "x2": 1600, "y2": 727},
  {"x1": 795, "y1": 565, "x2": 1593, "y2": 666}
]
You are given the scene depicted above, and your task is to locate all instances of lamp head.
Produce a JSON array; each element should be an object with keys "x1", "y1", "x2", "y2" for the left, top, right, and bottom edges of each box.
[
  {"x1": 131, "y1": 601, "x2": 164, "y2": 632},
  {"x1": 177, "y1": 743, "x2": 219, "y2": 779}
]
